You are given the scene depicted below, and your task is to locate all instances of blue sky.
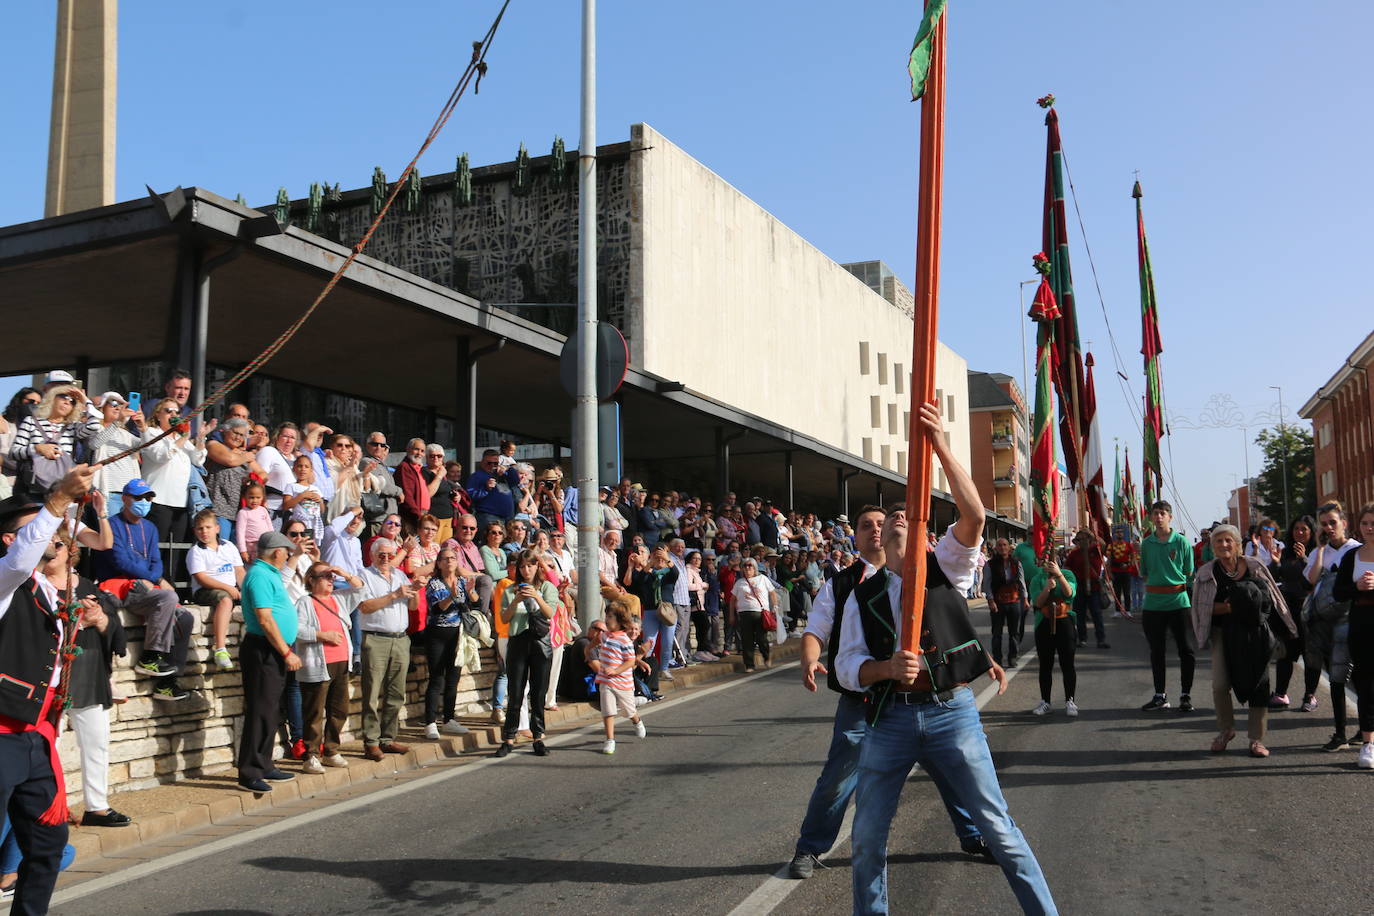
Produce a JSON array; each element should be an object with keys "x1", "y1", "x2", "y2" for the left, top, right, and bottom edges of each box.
[{"x1": 2, "y1": 1, "x2": 1368, "y2": 532}]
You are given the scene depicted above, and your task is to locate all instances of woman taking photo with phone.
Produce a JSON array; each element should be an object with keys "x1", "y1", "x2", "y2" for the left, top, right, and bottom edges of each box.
[{"x1": 494, "y1": 549, "x2": 558, "y2": 759}]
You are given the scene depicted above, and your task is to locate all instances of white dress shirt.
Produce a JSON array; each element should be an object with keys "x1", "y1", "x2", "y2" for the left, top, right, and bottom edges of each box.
[
  {"x1": 835, "y1": 526, "x2": 980, "y2": 693},
  {"x1": 802, "y1": 558, "x2": 879, "y2": 645},
  {"x1": 359, "y1": 566, "x2": 411, "y2": 633}
]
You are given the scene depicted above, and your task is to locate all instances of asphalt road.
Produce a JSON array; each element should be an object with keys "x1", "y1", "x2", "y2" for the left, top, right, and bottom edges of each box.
[{"x1": 52, "y1": 608, "x2": 1370, "y2": 915}]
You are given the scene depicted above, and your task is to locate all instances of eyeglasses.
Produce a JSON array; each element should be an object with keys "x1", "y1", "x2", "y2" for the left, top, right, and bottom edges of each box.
[
  {"x1": 382, "y1": 520, "x2": 401, "y2": 527},
  {"x1": 459, "y1": 525, "x2": 477, "y2": 531},
  {"x1": 376, "y1": 552, "x2": 397, "y2": 559},
  {"x1": 126, "y1": 494, "x2": 154, "y2": 502},
  {"x1": 286, "y1": 530, "x2": 307, "y2": 538},
  {"x1": 368, "y1": 441, "x2": 390, "y2": 449},
  {"x1": 1260, "y1": 526, "x2": 1276, "y2": 532}
]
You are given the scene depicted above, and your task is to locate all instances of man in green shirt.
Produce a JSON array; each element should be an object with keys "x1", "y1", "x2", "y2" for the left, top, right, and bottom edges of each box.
[
  {"x1": 1137, "y1": 501, "x2": 1196, "y2": 712},
  {"x1": 236, "y1": 531, "x2": 304, "y2": 793}
]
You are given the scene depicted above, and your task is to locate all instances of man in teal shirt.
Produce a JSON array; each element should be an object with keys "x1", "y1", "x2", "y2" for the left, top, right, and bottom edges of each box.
[
  {"x1": 1138, "y1": 501, "x2": 1196, "y2": 712},
  {"x1": 236, "y1": 531, "x2": 303, "y2": 793}
]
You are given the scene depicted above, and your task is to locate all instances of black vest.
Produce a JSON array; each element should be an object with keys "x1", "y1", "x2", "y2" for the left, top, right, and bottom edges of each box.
[
  {"x1": 825, "y1": 561, "x2": 868, "y2": 698},
  {"x1": 0, "y1": 579, "x2": 61, "y2": 726},
  {"x1": 853, "y1": 559, "x2": 990, "y2": 724}
]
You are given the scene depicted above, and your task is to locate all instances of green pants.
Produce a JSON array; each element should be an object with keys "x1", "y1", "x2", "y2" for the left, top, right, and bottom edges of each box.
[{"x1": 361, "y1": 632, "x2": 409, "y2": 746}]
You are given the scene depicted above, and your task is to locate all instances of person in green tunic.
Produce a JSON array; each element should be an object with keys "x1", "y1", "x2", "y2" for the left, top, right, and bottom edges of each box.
[
  {"x1": 1028, "y1": 558, "x2": 1078, "y2": 717},
  {"x1": 1138, "y1": 501, "x2": 1196, "y2": 712}
]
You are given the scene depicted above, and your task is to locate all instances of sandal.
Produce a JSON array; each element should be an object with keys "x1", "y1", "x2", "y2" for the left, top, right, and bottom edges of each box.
[
  {"x1": 1210, "y1": 729, "x2": 1236, "y2": 753},
  {"x1": 1249, "y1": 741, "x2": 1270, "y2": 758}
]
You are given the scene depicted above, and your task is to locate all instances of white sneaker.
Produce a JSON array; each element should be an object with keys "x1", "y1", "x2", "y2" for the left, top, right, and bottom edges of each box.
[
  {"x1": 660, "y1": 669, "x2": 674, "y2": 681},
  {"x1": 424, "y1": 722, "x2": 440, "y2": 740},
  {"x1": 601, "y1": 739, "x2": 616, "y2": 755},
  {"x1": 634, "y1": 720, "x2": 647, "y2": 739},
  {"x1": 1066, "y1": 699, "x2": 1079, "y2": 718},
  {"x1": 1359, "y1": 742, "x2": 1374, "y2": 770},
  {"x1": 442, "y1": 720, "x2": 470, "y2": 735},
  {"x1": 1032, "y1": 700, "x2": 1051, "y2": 716},
  {"x1": 322, "y1": 754, "x2": 349, "y2": 768},
  {"x1": 302, "y1": 755, "x2": 325, "y2": 775},
  {"x1": 633, "y1": 696, "x2": 649, "y2": 707}
]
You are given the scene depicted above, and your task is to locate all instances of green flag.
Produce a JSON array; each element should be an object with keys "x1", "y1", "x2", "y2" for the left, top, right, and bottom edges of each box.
[
  {"x1": 908, "y1": 0, "x2": 947, "y2": 100},
  {"x1": 1112, "y1": 441, "x2": 1122, "y2": 523}
]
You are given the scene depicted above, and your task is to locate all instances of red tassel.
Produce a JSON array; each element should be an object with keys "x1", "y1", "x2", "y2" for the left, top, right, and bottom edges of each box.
[{"x1": 34, "y1": 718, "x2": 69, "y2": 825}]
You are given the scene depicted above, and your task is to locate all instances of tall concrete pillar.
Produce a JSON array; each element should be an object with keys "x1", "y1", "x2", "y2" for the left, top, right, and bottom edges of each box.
[{"x1": 46, "y1": 0, "x2": 117, "y2": 217}]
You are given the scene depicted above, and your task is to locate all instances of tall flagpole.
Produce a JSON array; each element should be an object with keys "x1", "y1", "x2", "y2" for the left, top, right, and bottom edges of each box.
[
  {"x1": 574, "y1": 0, "x2": 601, "y2": 626},
  {"x1": 899, "y1": 2, "x2": 947, "y2": 656}
]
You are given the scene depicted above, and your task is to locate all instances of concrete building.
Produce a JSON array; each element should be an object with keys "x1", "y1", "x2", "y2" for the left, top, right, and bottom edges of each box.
[
  {"x1": 1299, "y1": 329, "x2": 1374, "y2": 509},
  {"x1": 46, "y1": 0, "x2": 117, "y2": 217},
  {"x1": 1227, "y1": 479, "x2": 1255, "y2": 532},
  {"x1": 0, "y1": 123, "x2": 1017, "y2": 533},
  {"x1": 967, "y1": 371, "x2": 1029, "y2": 525}
]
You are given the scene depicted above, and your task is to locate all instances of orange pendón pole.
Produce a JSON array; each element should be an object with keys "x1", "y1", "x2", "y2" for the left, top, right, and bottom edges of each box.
[{"x1": 899, "y1": 4, "x2": 946, "y2": 657}]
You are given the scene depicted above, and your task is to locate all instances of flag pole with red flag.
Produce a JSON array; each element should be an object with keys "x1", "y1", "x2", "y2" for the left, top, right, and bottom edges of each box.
[{"x1": 1135, "y1": 180, "x2": 1166, "y2": 509}]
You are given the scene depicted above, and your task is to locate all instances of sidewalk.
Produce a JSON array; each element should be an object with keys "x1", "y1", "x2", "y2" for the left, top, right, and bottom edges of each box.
[{"x1": 56, "y1": 636, "x2": 805, "y2": 886}]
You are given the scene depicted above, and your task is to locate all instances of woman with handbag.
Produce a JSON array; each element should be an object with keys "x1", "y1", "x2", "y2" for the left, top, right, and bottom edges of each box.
[
  {"x1": 1192, "y1": 525, "x2": 1296, "y2": 758},
  {"x1": 624, "y1": 544, "x2": 680, "y2": 677},
  {"x1": 494, "y1": 549, "x2": 559, "y2": 759},
  {"x1": 731, "y1": 558, "x2": 775, "y2": 673},
  {"x1": 421, "y1": 549, "x2": 476, "y2": 740},
  {"x1": 1028, "y1": 557, "x2": 1078, "y2": 717},
  {"x1": 9, "y1": 384, "x2": 86, "y2": 499}
]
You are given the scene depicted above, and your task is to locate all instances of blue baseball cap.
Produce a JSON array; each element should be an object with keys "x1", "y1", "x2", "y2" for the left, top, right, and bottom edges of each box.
[{"x1": 122, "y1": 478, "x2": 156, "y2": 498}]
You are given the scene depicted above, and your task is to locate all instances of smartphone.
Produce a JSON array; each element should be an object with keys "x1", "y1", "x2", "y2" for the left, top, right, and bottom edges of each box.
[{"x1": 128, "y1": 392, "x2": 141, "y2": 412}]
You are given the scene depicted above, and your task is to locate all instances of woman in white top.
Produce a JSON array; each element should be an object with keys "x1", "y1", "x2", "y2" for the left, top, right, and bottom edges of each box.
[
  {"x1": 731, "y1": 558, "x2": 775, "y2": 672},
  {"x1": 255, "y1": 423, "x2": 301, "y2": 516},
  {"x1": 80, "y1": 393, "x2": 144, "y2": 517},
  {"x1": 140, "y1": 398, "x2": 210, "y2": 546},
  {"x1": 1332, "y1": 504, "x2": 1374, "y2": 768}
]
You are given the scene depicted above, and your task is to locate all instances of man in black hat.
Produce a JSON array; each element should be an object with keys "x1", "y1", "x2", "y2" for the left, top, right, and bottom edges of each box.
[{"x1": 0, "y1": 463, "x2": 98, "y2": 914}]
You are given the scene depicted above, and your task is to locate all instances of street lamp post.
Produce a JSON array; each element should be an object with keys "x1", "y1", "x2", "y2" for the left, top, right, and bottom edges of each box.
[{"x1": 1269, "y1": 385, "x2": 1290, "y2": 526}]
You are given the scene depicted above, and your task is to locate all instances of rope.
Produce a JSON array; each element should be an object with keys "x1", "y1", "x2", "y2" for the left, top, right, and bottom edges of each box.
[
  {"x1": 91, "y1": 0, "x2": 515, "y2": 470},
  {"x1": 1058, "y1": 152, "x2": 1199, "y2": 535}
]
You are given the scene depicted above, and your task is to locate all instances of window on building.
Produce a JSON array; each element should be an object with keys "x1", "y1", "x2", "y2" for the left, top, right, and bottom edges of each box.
[
  {"x1": 894, "y1": 363, "x2": 905, "y2": 394},
  {"x1": 859, "y1": 341, "x2": 870, "y2": 375},
  {"x1": 888, "y1": 403, "x2": 898, "y2": 435},
  {"x1": 870, "y1": 396, "x2": 882, "y2": 429},
  {"x1": 877, "y1": 353, "x2": 889, "y2": 385},
  {"x1": 881, "y1": 444, "x2": 891, "y2": 468},
  {"x1": 947, "y1": 394, "x2": 956, "y2": 417},
  {"x1": 935, "y1": 388, "x2": 944, "y2": 415},
  {"x1": 862, "y1": 437, "x2": 873, "y2": 462}
]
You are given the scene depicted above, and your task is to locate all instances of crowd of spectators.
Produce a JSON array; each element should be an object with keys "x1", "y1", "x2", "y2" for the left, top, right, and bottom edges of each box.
[{"x1": 1, "y1": 369, "x2": 900, "y2": 805}]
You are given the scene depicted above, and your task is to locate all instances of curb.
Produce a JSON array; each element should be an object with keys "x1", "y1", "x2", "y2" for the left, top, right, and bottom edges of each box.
[{"x1": 65, "y1": 637, "x2": 803, "y2": 866}]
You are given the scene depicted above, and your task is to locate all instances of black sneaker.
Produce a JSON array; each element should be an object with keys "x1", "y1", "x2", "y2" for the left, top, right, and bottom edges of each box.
[
  {"x1": 1096, "y1": 641, "x2": 1111, "y2": 650},
  {"x1": 1178, "y1": 695, "x2": 1194, "y2": 712},
  {"x1": 135, "y1": 653, "x2": 177, "y2": 678},
  {"x1": 1322, "y1": 732, "x2": 1351, "y2": 752},
  {"x1": 532, "y1": 740, "x2": 549, "y2": 757},
  {"x1": 1005, "y1": 658, "x2": 1017, "y2": 669},
  {"x1": 1350, "y1": 733, "x2": 1364, "y2": 747},
  {"x1": 80, "y1": 808, "x2": 132, "y2": 828},
  {"x1": 788, "y1": 851, "x2": 822, "y2": 879},
  {"x1": 494, "y1": 743, "x2": 513, "y2": 758},
  {"x1": 237, "y1": 777, "x2": 272, "y2": 793},
  {"x1": 152, "y1": 684, "x2": 190, "y2": 702},
  {"x1": 960, "y1": 836, "x2": 993, "y2": 858},
  {"x1": 1141, "y1": 695, "x2": 1170, "y2": 711},
  {"x1": 263, "y1": 768, "x2": 295, "y2": 782}
]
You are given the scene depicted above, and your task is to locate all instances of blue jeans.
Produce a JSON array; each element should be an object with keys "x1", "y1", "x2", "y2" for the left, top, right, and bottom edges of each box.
[
  {"x1": 852, "y1": 687, "x2": 1056, "y2": 916},
  {"x1": 796, "y1": 694, "x2": 980, "y2": 857},
  {"x1": 642, "y1": 613, "x2": 676, "y2": 668},
  {"x1": 1130, "y1": 576, "x2": 1144, "y2": 616},
  {"x1": 492, "y1": 638, "x2": 508, "y2": 711}
]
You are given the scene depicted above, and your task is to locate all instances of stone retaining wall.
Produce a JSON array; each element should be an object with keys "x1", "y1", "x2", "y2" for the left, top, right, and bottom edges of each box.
[{"x1": 55, "y1": 605, "x2": 499, "y2": 805}]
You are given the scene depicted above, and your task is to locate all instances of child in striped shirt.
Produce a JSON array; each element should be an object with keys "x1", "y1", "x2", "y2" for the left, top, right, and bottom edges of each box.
[{"x1": 597, "y1": 600, "x2": 647, "y2": 755}]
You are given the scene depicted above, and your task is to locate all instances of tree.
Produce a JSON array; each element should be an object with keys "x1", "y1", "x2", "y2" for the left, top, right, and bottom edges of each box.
[{"x1": 1252, "y1": 425, "x2": 1314, "y2": 528}]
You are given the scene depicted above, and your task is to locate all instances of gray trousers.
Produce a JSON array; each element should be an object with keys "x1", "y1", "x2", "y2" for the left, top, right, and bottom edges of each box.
[
  {"x1": 126, "y1": 586, "x2": 192, "y2": 665},
  {"x1": 360, "y1": 632, "x2": 409, "y2": 746}
]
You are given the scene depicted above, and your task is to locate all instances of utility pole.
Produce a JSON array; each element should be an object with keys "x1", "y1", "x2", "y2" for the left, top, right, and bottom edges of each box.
[
  {"x1": 573, "y1": 0, "x2": 600, "y2": 627},
  {"x1": 1269, "y1": 385, "x2": 1290, "y2": 526}
]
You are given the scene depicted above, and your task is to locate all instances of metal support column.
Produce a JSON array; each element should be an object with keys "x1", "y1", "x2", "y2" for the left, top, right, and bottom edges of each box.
[
  {"x1": 784, "y1": 451, "x2": 794, "y2": 511},
  {"x1": 455, "y1": 336, "x2": 505, "y2": 471},
  {"x1": 838, "y1": 468, "x2": 861, "y2": 520},
  {"x1": 717, "y1": 428, "x2": 745, "y2": 498}
]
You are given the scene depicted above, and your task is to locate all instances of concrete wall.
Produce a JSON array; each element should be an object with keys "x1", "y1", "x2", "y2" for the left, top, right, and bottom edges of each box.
[
  {"x1": 628, "y1": 123, "x2": 970, "y2": 484},
  {"x1": 55, "y1": 605, "x2": 497, "y2": 806}
]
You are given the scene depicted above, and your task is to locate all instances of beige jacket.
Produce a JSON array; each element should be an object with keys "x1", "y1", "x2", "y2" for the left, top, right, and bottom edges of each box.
[{"x1": 1191, "y1": 556, "x2": 1296, "y2": 645}]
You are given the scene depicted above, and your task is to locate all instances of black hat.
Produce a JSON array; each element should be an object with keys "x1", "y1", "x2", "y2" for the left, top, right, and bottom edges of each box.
[{"x1": 0, "y1": 494, "x2": 44, "y2": 529}]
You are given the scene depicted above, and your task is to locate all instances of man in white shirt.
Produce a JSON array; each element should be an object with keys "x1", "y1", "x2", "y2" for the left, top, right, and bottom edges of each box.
[
  {"x1": 357, "y1": 538, "x2": 417, "y2": 760},
  {"x1": 833, "y1": 402, "x2": 1055, "y2": 916}
]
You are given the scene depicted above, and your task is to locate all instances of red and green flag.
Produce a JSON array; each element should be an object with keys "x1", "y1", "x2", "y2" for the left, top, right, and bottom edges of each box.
[
  {"x1": 1038, "y1": 95, "x2": 1089, "y2": 490},
  {"x1": 1135, "y1": 180, "x2": 1165, "y2": 509},
  {"x1": 1112, "y1": 441, "x2": 1123, "y2": 524},
  {"x1": 1083, "y1": 352, "x2": 1111, "y2": 540},
  {"x1": 908, "y1": 0, "x2": 947, "y2": 100},
  {"x1": 1028, "y1": 251, "x2": 1060, "y2": 559}
]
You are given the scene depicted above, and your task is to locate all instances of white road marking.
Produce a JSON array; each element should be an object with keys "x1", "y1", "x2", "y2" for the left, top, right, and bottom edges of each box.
[
  {"x1": 725, "y1": 665, "x2": 1024, "y2": 916},
  {"x1": 42, "y1": 662, "x2": 800, "y2": 908}
]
